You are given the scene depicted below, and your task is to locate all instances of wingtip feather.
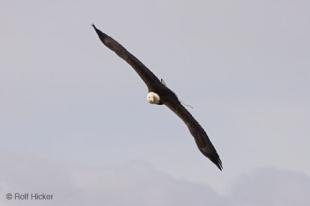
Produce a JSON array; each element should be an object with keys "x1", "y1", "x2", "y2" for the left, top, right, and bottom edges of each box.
[
  {"x1": 216, "y1": 159, "x2": 223, "y2": 171},
  {"x1": 92, "y1": 24, "x2": 109, "y2": 42},
  {"x1": 209, "y1": 154, "x2": 223, "y2": 171},
  {"x1": 200, "y1": 149, "x2": 223, "y2": 171},
  {"x1": 92, "y1": 24, "x2": 99, "y2": 33}
]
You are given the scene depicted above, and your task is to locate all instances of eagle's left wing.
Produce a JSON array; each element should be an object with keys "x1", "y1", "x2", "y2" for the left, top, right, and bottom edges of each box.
[{"x1": 163, "y1": 97, "x2": 223, "y2": 170}]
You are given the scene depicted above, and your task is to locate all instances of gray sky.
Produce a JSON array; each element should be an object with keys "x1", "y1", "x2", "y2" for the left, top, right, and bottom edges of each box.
[{"x1": 1, "y1": 0, "x2": 309, "y2": 205}]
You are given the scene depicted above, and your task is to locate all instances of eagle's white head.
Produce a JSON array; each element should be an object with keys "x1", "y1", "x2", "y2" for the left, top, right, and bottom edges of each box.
[{"x1": 146, "y1": 92, "x2": 160, "y2": 104}]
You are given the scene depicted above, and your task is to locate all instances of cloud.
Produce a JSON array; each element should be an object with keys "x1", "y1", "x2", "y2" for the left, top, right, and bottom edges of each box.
[
  {"x1": 0, "y1": 153, "x2": 225, "y2": 206},
  {"x1": 228, "y1": 167, "x2": 310, "y2": 206},
  {"x1": 0, "y1": 153, "x2": 309, "y2": 206},
  {"x1": 70, "y1": 162, "x2": 226, "y2": 206}
]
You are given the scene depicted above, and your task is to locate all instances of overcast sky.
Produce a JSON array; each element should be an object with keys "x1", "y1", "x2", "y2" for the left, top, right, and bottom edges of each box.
[{"x1": 1, "y1": 0, "x2": 309, "y2": 205}]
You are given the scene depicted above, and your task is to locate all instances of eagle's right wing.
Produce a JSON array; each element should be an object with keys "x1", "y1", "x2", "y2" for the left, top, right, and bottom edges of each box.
[{"x1": 92, "y1": 25, "x2": 161, "y2": 89}]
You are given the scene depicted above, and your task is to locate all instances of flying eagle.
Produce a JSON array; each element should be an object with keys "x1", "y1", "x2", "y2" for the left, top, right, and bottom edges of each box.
[{"x1": 92, "y1": 25, "x2": 223, "y2": 170}]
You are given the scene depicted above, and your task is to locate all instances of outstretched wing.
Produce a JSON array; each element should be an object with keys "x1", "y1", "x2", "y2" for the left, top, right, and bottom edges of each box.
[
  {"x1": 92, "y1": 25, "x2": 160, "y2": 89},
  {"x1": 163, "y1": 98, "x2": 223, "y2": 170}
]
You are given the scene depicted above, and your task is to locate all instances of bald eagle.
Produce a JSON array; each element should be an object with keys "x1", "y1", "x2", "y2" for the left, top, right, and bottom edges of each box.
[{"x1": 92, "y1": 25, "x2": 223, "y2": 170}]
